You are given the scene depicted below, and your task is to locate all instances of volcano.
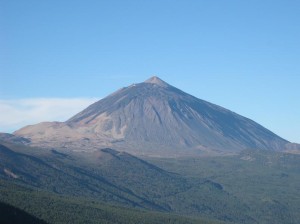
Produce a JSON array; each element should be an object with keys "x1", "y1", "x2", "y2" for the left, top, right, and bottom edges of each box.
[{"x1": 14, "y1": 76, "x2": 288, "y2": 156}]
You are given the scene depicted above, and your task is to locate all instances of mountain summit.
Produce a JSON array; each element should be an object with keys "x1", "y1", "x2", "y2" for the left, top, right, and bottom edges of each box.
[
  {"x1": 144, "y1": 76, "x2": 170, "y2": 87},
  {"x1": 14, "y1": 76, "x2": 289, "y2": 156}
]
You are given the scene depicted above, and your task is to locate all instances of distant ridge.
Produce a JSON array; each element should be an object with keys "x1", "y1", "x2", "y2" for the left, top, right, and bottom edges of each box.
[{"x1": 14, "y1": 76, "x2": 289, "y2": 156}]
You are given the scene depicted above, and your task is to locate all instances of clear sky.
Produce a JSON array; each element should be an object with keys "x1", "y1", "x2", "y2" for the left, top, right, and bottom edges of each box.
[{"x1": 0, "y1": 0, "x2": 299, "y2": 143}]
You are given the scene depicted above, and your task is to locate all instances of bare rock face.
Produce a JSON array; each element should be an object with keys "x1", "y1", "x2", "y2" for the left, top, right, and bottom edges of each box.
[{"x1": 14, "y1": 76, "x2": 289, "y2": 156}]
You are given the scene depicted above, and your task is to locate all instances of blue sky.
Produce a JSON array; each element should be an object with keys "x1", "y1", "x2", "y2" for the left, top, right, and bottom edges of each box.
[{"x1": 0, "y1": 0, "x2": 299, "y2": 143}]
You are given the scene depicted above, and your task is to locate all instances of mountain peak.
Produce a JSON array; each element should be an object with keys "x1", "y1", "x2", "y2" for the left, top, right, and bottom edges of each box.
[
  {"x1": 144, "y1": 76, "x2": 169, "y2": 87},
  {"x1": 14, "y1": 76, "x2": 289, "y2": 156}
]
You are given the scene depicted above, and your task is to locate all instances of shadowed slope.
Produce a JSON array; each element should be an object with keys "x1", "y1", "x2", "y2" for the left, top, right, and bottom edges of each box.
[{"x1": 0, "y1": 202, "x2": 47, "y2": 224}]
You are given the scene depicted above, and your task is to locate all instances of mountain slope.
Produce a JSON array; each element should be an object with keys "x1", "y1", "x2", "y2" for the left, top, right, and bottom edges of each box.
[
  {"x1": 0, "y1": 201, "x2": 47, "y2": 224},
  {"x1": 0, "y1": 133, "x2": 31, "y2": 145},
  {"x1": 1, "y1": 142, "x2": 300, "y2": 223},
  {"x1": 0, "y1": 180, "x2": 224, "y2": 224},
  {"x1": 0, "y1": 143, "x2": 172, "y2": 209},
  {"x1": 14, "y1": 76, "x2": 289, "y2": 156},
  {"x1": 0, "y1": 142, "x2": 256, "y2": 223}
]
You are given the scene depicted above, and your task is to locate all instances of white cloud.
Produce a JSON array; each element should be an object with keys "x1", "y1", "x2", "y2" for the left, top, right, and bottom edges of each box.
[{"x1": 0, "y1": 98, "x2": 98, "y2": 133}]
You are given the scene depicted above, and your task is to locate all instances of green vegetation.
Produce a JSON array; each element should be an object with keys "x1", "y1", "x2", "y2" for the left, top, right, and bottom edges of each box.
[
  {"x1": 1, "y1": 143, "x2": 300, "y2": 223},
  {"x1": 0, "y1": 180, "x2": 221, "y2": 224},
  {"x1": 0, "y1": 144, "x2": 254, "y2": 222},
  {"x1": 147, "y1": 149, "x2": 300, "y2": 224}
]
